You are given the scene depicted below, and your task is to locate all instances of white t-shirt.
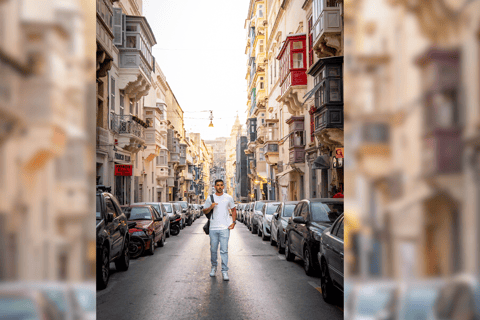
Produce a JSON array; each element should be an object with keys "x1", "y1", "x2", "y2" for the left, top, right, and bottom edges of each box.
[{"x1": 203, "y1": 193, "x2": 235, "y2": 230}]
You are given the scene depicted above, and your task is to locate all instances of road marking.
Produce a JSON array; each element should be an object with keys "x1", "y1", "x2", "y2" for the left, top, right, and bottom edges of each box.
[{"x1": 308, "y1": 281, "x2": 322, "y2": 293}]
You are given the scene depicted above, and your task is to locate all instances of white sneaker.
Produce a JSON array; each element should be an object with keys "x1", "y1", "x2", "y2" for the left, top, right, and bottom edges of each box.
[
  {"x1": 222, "y1": 272, "x2": 229, "y2": 281},
  {"x1": 209, "y1": 267, "x2": 216, "y2": 277}
]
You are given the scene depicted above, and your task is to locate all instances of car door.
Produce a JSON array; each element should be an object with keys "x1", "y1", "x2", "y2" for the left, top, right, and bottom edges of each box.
[
  {"x1": 290, "y1": 202, "x2": 304, "y2": 256},
  {"x1": 105, "y1": 197, "x2": 122, "y2": 257},
  {"x1": 151, "y1": 207, "x2": 163, "y2": 241},
  {"x1": 329, "y1": 217, "x2": 344, "y2": 289},
  {"x1": 297, "y1": 202, "x2": 310, "y2": 258}
]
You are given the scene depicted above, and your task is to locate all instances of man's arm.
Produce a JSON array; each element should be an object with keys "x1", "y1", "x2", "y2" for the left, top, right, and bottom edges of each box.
[{"x1": 203, "y1": 202, "x2": 216, "y2": 214}]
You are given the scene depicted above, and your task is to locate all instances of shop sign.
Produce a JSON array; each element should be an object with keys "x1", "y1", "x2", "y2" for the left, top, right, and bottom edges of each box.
[
  {"x1": 115, "y1": 165, "x2": 132, "y2": 176},
  {"x1": 335, "y1": 148, "x2": 344, "y2": 158},
  {"x1": 115, "y1": 153, "x2": 131, "y2": 162}
]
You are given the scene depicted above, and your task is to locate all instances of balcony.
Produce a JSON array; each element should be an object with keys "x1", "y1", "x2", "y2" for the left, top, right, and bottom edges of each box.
[
  {"x1": 276, "y1": 34, "x2": 308, "y2": 115},
  {"x1": 179, "y1": 157, "x2": 186, "y2": 167},
  {"x1": 311, "y1": 0, "x2": 342, "y2": 57},
  {"x1": 155, "y1": 166, "x2": 168, "y2": 180},
  {"x1": 287, "y1": 116, "x2": 306, "y2": 164},
  {"x1": 96, "y1": 0, "x2": 114, "y2": 77},
  {"x1": 169, "y1": 152, "x2": 180, "y2": 163},
  {"x1": 111, "y1": 114, "x2": 146, "y2": 152},
  {"x1": 423, "y1": 128, "x2": 462, "y2": 177},
  {"x1": 185, "y1": 172, "x2": 193, "y2": 181},
  {"x1": 265, "y1": 142, "x2": 279, "y2": 165},
  {"x1": 116, "y1": 14, "x2": 157, "y2": 99}
]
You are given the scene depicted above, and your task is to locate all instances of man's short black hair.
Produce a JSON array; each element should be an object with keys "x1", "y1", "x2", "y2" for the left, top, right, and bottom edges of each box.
[{"x1": 214, "y1": 179, "x2": 224, "y2": 185}]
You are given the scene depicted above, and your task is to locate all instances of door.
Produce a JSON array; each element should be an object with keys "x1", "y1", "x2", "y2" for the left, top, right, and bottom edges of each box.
[
  {"x1": 290, "y1": 202, "x2": 305, "y2": 255},
  {"x1": 151, "y1": 207, "x2": 163, "y2": 242},
  {"x1": 329, "y1": 217, "x2": 344, "y2": 289},
  {"x1": 105, "y1": 197, "x2": 122, "y2": 257},
  {"x1": 297, "y1": 202, "x2": 310, "y2": 258}
]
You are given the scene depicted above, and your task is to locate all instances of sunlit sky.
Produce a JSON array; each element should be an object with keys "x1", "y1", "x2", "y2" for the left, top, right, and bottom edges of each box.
[{"x1": 143, "y1": 0, "x2": 250, "y2": 140}]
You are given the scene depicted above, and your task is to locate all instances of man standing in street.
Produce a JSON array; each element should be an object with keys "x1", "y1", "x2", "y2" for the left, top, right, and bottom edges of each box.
[{"x1": 203, "y1": 179, "x2": 237, "y2": 281}]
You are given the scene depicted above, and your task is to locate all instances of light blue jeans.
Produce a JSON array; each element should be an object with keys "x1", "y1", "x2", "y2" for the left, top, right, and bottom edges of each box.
[{"x1": 209, "y1": 229, "x2": 230, "y2": 272}]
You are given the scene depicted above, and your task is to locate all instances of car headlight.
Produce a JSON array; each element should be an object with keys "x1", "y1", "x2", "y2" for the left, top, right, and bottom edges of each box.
[{"x1": 132, "y1": 231, "x2": 145, "y2": 236}]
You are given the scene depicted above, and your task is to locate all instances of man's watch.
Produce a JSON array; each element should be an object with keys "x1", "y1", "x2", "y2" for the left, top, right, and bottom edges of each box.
[{"x1": 232, "y1": 221, "x2": 236, "y2": 224}]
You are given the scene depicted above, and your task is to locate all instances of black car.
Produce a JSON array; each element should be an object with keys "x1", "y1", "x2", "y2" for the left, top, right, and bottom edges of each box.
[
  {"x1": 96, "y1": 185, "x2": 130, "y2": 290},
  {"x1": 270, "y1": 201, "x2": 299, "y2": 252},
  {"x1": 284, "y1": 198, "x2": 343, "y2": 276},
  {"x1": 319, "y1": 213, "x2": 344, "y2": 303},
  {"x1": 173, "y1": 201, "x2": 192, "y2": 226}
]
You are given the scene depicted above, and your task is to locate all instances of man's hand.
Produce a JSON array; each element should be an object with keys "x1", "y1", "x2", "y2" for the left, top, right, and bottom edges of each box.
[
  {"x1": 210, "y1": 203, "x2": 218, "y2": 210},
  {"x1": 228, "y1": 223, "x2": 235, "y2": 230}
]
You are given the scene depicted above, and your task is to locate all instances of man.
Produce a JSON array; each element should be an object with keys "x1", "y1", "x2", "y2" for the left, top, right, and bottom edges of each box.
[{"x1": 203, "y1": 179, "x2": 237, "y2": 281}]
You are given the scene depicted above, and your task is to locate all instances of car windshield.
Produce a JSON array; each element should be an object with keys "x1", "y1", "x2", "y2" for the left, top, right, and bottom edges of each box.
[
  {"x1": 0, "y1": 296, "x2": 38, "y2": 319},
  {"x1": 255, "y1": 202, "x2": 265, "y2": 211},
  {"x1": 311, "y1": 202, "x2": 343, "y2": 223},
  {"x1": 283, "y1": 205, "x2": 296, "y2": 217},
  {"x1": 73, "y1": 288, "x2": 96, "y2": 313},
  {"x1": 179, "y1": 202, "x2": 188, "y2": 209},
  {"x1": 266, "y1": 204, "x2": 280, "y2": 215},
  {"x1": 96, "y1": 195, "x2": 101, "y2": 219},
  {"x1": 399, "y1": 287, "x2": 439, "y2": 319},
  {"x1": 356, "y1": 288, "x2": 395, "y2": 316},
  {"x1": 163, "y1": 204, "x2": 172, "y2": 213},
  {"x1": 126, "y1": 207, "x2": 152, "y2": 220}
]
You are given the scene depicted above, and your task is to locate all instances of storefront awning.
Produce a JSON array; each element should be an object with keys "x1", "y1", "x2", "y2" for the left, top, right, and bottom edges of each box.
[{"x1": 313, "y1": 155, "x2": 330, "y2": 169}]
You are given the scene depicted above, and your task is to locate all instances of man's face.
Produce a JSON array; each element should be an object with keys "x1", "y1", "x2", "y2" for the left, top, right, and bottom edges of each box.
[{"x1": 215, "y1": 182, "x2": 224, "y2": 193}]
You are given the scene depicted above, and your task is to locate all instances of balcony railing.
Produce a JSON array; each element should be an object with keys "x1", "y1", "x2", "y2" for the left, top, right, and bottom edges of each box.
[{"x1": 111, "y1": 114, "x2": 145, "y2": 140}]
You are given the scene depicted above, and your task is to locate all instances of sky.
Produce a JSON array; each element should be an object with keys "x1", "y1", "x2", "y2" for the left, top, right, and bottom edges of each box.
[{"x1": 143, "y1": 0, "x2": 251, "y2": 140}]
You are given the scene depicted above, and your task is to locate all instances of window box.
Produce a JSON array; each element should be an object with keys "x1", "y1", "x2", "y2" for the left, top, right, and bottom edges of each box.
[{"x1": 277, "y1": 34, "x2": 307, "y2": 97}]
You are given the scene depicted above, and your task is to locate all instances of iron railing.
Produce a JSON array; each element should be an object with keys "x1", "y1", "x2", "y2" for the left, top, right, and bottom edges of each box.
[{"x1": 111, "y1": 114, "x2": 145, "y2": 140}]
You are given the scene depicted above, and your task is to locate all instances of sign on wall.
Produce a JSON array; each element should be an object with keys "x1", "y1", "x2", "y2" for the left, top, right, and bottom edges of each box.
[
  {"x1": 335, "y1": 148, "x2": 344, "y2": 158},
  {"x1": 115, "y1": 165, "x2": 132, "y2": 176}
]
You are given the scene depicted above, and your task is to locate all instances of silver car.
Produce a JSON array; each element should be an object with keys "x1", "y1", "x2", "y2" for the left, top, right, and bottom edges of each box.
[{"x1": 270, "y1": 201, "x2": 298, "y2": 253}]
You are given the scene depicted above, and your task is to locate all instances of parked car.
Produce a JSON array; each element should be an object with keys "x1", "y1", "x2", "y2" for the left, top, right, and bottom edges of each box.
[
  {"x1": 175, "y1": 201, "x2": 193, "y2": 226},
  {"x1": 0, "y1": 287, "x2": 63, "y2": 320},
  {"x1": 244, "y1": 202, "x2": 253, "y2": 227},
  {"x1": 270, "y1": 201, "x2": 299, "y2": 253},
  {"x1": 123, "y1": 204, "x2": 165, "y2": 256},
  {"x1": 250, "y1": 200, "x2": 275, "y2": 234},
  {"x1": 319, "y1": 213, "x2": 344, "y2": 303},
  {"x1": 428, "y1": 274, "x2": 480, "y2": 320},
  {"x1": 133, "y1": 202, "x2": 171, "y2": 238},
  {"x1": 161, "y1": 202, "x2": 182, "y2": 235},
  {"x1": 345, "y1": 280, "x2": 398, "y2": 320},
  {"x1": 96, "y1": 185, "x2": 130, "y2": 290},
  {"x1": 235, "y1": 203, "x2": 244, "y2": 222},
  {"x1": 284, "y1": 198, "x2": 343, "y2": 276},
  {"x1": 171, "y1": 202, "x2": 186, "y2": 229},
  {"x1": 259, "y1": 202, "x2": 281, "y2": 240}
]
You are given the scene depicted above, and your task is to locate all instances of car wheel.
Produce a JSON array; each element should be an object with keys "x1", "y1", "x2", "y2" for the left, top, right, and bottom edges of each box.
[
  {"x1": 270, "y1": 232, "x2": 276, "y2": 246},
  {"x1": 262, "y1": 227, "x2": 268, "y2": 241},
  {"x1": 304, "y1": 246, "x2": 315, "y2": 276},
  {"x1": 285, "y1": 237, "x2": 295, "y2": 261},
  {"x1": 147, "y1": 235, "x2": 155, "y2": 255},
  {"x1": 157, "y1": 231, "x2": 165, "y2": 247},
  {"x1": 115, "y1": 239, "x2": 130, "y2": 272},
  {"x1": 278, "y1": 232, "x2": 285, "y2": 254},
  {"x1": 257, "y1": 226, "x2": 262, "y2": 237},
  {"x1": 96, "y1": 246, "x2": 109, "y2": 290},
  {"x1": 128, "y1": 237, "x2": 145, "y2": 259},
  {"x1": 321, "y1": 260, "x2": 335, "y2": 304}
]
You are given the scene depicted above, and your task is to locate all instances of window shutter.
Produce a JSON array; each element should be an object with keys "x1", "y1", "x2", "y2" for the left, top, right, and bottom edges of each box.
[{"x1": 113, "y1": 8, "x2": 123, "y2": 46}]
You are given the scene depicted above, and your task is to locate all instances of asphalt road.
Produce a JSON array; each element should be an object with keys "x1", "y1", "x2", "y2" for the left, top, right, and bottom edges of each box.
[{"x1": 97, "y1": 216, "x2": 343, "y2": 320}]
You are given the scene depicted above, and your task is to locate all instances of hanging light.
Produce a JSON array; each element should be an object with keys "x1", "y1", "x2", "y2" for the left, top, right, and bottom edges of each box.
[{"x1": 208, "y1": 110, "x2": 214, "y2": 127}]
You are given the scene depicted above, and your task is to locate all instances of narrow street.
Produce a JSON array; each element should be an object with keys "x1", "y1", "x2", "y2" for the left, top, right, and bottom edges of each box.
[{"x1": 97, "y1": 217, "x2": 343, "y2": 320}]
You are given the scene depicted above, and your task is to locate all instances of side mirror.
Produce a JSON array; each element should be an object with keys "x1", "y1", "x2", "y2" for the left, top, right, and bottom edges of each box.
[
  {"x1": 106, "y1": 212, "x2": 114, "y2": 223},
  {"x1": 292, "y1": 216, "x2": 306, "y2": 224}
]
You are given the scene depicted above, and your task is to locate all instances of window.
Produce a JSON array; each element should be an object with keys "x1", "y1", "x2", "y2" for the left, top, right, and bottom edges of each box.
[
  {"x1": 336, "y1": 218, "x2": 344, "y2": 239},
  {"x1": 260, "y1": 82, "x2": 264, "y2": 89},
  {"x1": 308, "y1": 16, "x2": 314, "y2": 67},
  {"x1": 293, "y1": 41, "x2": 303, "y2": 49},
  {"x1": 126, "y1": 25, "x2": 137, "y2": 32},
  {"x1": 119, "y1": 92, "x2": 124, "y2": 116},
  {"x1": 258, "y1": 5, "x2": 263, "y2": 17},
  {"x1": 105, "y1": 198, "x2": 118, "y2": 218},
  {"x1": 126, "y1": 36, "x2": 137, "y2": 48},
  {"x1": 259, "y1": 40, "x2": 264, "y2": 52},
  {"x1": 110, "y1": 77, "x2": 115, "y2": 111},
  {"x1": 293, "y1": 53, "x2": 304, "y2": 68}
]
